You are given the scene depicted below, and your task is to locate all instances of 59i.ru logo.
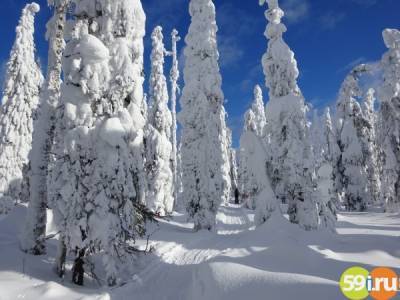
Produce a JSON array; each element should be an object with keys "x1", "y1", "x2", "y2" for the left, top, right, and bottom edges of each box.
[{"x1": 340, "y1": 266, "x2": 399, "y2": 300}]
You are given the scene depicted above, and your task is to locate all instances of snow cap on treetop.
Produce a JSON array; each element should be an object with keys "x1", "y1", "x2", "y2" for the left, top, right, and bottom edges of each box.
[
  {"x1": 254, "y1": 84, "x2": 262, "y2": 97},
  {"x1": 27, "y1": 2, "x2": 40, "y2": 13},
  {"x1": 259, "y1": 0, "x2": 278, "y2": 8},
  {"x1": 152, "y1": 25, "x2": 163, "y2": 41},
  {"x1": 172, "y1": 29, "x2": 180, "y2": 42},
  {"x1": 383, "y1": 29, "x2": 400, "y2": 49}
]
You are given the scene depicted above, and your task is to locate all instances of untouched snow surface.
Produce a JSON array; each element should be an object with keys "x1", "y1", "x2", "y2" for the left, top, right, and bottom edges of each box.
[{"x1": 0, "y1": 204, "x2": 399, "y2": 300}]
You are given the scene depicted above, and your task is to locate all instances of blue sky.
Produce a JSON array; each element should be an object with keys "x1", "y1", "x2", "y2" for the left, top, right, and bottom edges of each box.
[{"x1": 1, "y1": 0, "x2": 399, "y2": 145}]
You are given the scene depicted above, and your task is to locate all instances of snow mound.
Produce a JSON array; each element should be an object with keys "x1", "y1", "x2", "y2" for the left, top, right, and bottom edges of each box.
[
  {"x1": 23, "y1": 282, "x2": 83, "y2": 300},
  {"x1": 193, "y1": 262, "x2": 338, "y2": 300}
]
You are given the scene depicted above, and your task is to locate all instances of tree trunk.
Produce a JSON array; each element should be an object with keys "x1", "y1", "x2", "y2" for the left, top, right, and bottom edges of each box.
[
  {"x1": 55, "y1": 237, "x2": 67, "y2": 278},
  {"x1": 72, "y1": 249, "x2": 85, "y2": 286}
]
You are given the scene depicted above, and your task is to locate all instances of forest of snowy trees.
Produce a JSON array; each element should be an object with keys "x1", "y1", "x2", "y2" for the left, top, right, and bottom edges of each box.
[{"x1": 0, "y1": 0, "x2": 399, "y2": 288}]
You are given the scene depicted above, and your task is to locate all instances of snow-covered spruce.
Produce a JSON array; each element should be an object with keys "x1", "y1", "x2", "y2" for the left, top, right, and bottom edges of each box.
[
  {"x1": 239, "y1": 86, "x2": 267, "y2": 209},
  {"x1": 48, "y1": 20, "x2": 110, "y2": 286},
  {"x1": 146, "y1": 26, "x2": 174, "y2": 215},
  {"x1": 320, "y1": 108, "x2": 341, "y2": 170},
  {"x1": 335, "y1": 65, "x2": 371, "y2": 212},
  {"x1": 362, "y1": 88, "x2": 381, "y2": 206},
  {"x1": 22, "y1": 0, "x2": 70, "y2": 256},
  {"x1": 48, "y1": 0, "x2": 151, "y2": 287},
  {"x1": 167, "y1": 29, "x2": 181, "y2": 209},
  {"x1": 261, "y1": 0, "x2": 318, "y2": 230},
  {"x1": 310, "y1": 109, "x2": 324, "y2": 168},
  {"x1": 309, "y1": 108, "x2": 338, "y2": 230},
  {"x1": 251, "y1": 85, "x2": 267, "y2": 138},
  {"x1": 227, "y1": 129, "x2": 239, "y2": 203},
  {"x1": 378, "y1": 29, "x2": 400, "y2": 212},
  {"x1": 314, "y1": 108, "x2": 338, "y2": 231},
  {"x1": 0, "y1": 3, "x2": 43, "y2": 214},
  {"x1": 179, "y1": 0, "x2": 231, "y2": 231},
  {"x1": 238, "y1": 102, "x2": 277, "y2": 222}
]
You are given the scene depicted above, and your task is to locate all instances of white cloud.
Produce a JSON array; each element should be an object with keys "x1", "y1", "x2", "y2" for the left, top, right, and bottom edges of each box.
[
  {"x1": 281, "y1": 0, "x2": 310, "y2": 24},
  {"x1": 239, "y1": 64, "x2": 264, "y2": 92},
  {"x1": 216, "y1": 3, "x2": 262, "y2": 68},
  {"x1": 218, "y1": 36, "x2": 244, "y2": 68},
  {"x1": 319, "y1": 11, "x2": 346, "y2": 30},
  {"x1": 337, "y1": 57, "x2": 366, "y2": 74}
]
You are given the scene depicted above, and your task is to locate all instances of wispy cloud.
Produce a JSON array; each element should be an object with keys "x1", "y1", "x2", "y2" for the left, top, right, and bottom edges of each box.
[
  {"x1": 319, "y1": 11, "x2": 346, "y2": 30},
  {"x1": 281, "y1": 0, "x2": 310, "y2": 24},
  {"x1": 357, "y1": 61, "x2": 383, "y2": 98},
  {"x1": 337, "y1": 57, "x2": 366, "y2": 74},
  {"x1": 217, "y1": 3, "x2": 262, "y2": 68},
  {"x1": 218, "y1": 36, "x2": 244, "y2": 68},
  {"x1": 239, "y1": 64, "x2": 263, "y2": 93}
]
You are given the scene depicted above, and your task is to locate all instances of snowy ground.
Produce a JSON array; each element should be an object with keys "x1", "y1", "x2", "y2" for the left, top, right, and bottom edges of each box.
[{"x1": 0, "y1": 204, "x2": 399, "y2": 300}]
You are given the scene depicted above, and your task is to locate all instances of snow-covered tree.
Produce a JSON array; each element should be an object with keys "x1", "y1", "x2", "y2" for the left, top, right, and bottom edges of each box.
[
  {"x1": 238, "y1": 86, "x2": 267, "y2": 209},
  {"x1": 226, "y1": 129, "x2": 239, "y2": 202},
  {"x1": 310, "y1": 109, "x2": 324, "y2": 167},
  {"x1": 48, "y1": 19, "x2": 109, "y2": 286},
  {"x1": 261, "y1": 0, "x2": 318, "y2": 230},
  {"x1": 314, "y1": 108, "x2": 338, "y2": 231},
  {"x1": 146, "y1": 26, "x2": 174, "y2": 215},
  {"x1": 0, "y1": 3, "x2": 43, "y2": 214},
  {"x1": 378, "y1": 29, "x2": 400, "y2": 212},
  {"x1": 362, "y1": 88, "x2": 381, "y2": 205},
  {"x1": 229, "y1": 148, "x2": 239, "y2": 201},
  {"x1": 239, "y1": 107, "x2": 274, "y2": 213},
  {"x1": 48, "y1": 0, "x2": 151, "y2": 286},
  {"x1": 167, "y1": 29, "x2": 181, "y2": 208},
  {"x1": 315, "y1": 163, "x2": 337, "y2": 231},
  {"x1": 321, "y1": 108, "x2": 340, "y2": 165},
  {"x1": 22, "y1": 0, "x2": 70, "y2": 256},
  {"x1": 335, "y1": 65, "x2": 370, "y2": 212},
  {"x1": 251, "y1": 85, "x2": 267, "y2": 137},
  {"x1": 179, "y1": 0, "x2": 231, "y2": 231}
]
